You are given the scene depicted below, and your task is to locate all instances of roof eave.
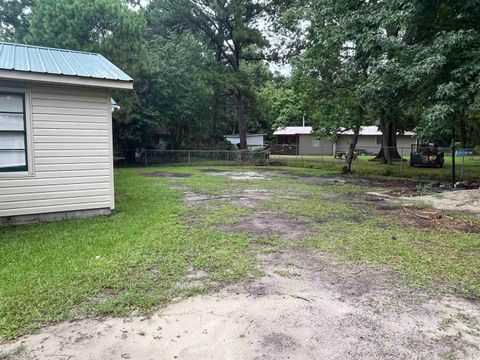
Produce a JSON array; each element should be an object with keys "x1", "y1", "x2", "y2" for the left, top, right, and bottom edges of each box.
[{"x1": 0, "y1": 69, "x2": 133, "y2": 90}]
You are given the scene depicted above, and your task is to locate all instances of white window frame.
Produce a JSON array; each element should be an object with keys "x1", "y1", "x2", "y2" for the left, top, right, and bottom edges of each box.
[
  {"x1": 0, "y1": 86, "x2": 35, "y2": 178},
  {"x1": 312, "y1": 138, "x2": 321, "y2": 147}
]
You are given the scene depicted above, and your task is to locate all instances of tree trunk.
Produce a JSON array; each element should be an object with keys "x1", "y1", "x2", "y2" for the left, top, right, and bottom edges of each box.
[
  {"x1": 459, "y1": 114, "x2": 467, "y2": 148},
  {"x1": 233, "y1": 87, "x2": 248, "y2": 151},
  {"x1": 125, "y1": 148, "x2": 136, "y2": 164},
  {"x1": 211, "y1": 94, "x2": 220, "y2": 147},
  {"x1": 343, "y1": 125, "x2": 360, "y2": 174},
  {"x1": 374, "y1": 109, "x2": 402, "y2": 164},
  {"x1": 210, "y1": 41, "x2": 223, "y2": 148}
]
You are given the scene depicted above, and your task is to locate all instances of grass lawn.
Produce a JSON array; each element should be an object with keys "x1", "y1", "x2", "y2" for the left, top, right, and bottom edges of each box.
[
  {"x1": 0, "y1": 167, "x2": 256, "y2": 340},
  {"x1": 270, "y1": 154, "x2": 480, "y2": 181},
  {"x1": 1, "y1": 165, "x2": 479, "y2": 341}
]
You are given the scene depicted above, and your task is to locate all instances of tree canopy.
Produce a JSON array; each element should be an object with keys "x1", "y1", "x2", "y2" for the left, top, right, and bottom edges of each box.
[{"x1": 1, "y1": 0, "x2": 479, "y2": 169}]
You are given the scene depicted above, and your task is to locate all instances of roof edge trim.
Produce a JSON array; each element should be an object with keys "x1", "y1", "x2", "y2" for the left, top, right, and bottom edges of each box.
[{"x1": 0, "y1": 69, "x2": 134, "y2": 90}]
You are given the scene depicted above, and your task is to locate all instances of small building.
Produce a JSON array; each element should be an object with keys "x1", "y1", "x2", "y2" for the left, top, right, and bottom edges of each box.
[
  {"x1": 224, "y1": 134, "x2": 265, "y2": 150},
  {"x1": 111, "y1": 98, "x2": 120, "y2": 111},
  {"x1": 273, "y1": 126, "x2": 416, "y2": 155},
  {"x1": 0, "y1": 42, "x2": 133, "y2": 224}
]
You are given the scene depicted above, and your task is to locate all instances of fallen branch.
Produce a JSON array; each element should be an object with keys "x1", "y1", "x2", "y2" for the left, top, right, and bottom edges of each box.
[{"x1": 290, "y1": 294, "x2": 312, "y2": 303}]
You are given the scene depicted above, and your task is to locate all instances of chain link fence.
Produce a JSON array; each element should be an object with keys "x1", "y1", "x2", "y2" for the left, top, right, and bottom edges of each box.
[
  {"x1": 130, "y1": 145, "x2": 480, "y2": 182},
  {"x1": 269, "y1": 145, "x2": 480, "y2": 182},
  {"x1": 141, "y1": 149, "x2": 269, "y2": 166}
]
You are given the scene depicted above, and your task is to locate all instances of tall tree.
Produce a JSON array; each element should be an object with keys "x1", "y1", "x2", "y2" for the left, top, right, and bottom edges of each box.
[
  {"x1": 279, "y1": 0, "x2": 461, "y2": 164},
  {"x1": 151, "y1": 0, "x2": 269, "y2": 150},
  {"x1": 407, "y1": 0, "x2": 480, "y2": 147},
  {"x1": 25, "y1": 0, "x2": 149, "y2": 162},
  {"x1": 0, "y1": 0, "x2": 33, "y2": 41},
  {"x1": 26, "y1": 0, "x2": 145, "y2": 70},
  {"x1": 143, "y1": 32, "x2": 213, "y2": 149}
]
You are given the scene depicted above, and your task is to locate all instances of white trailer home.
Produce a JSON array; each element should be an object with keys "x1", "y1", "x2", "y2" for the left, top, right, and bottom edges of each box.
[
  {"x1": 274, "y1": 126, "x2": 416, "y2": 155},
  {"x1": 0, "y1": 42, "x2": 133, "y2": 224}
]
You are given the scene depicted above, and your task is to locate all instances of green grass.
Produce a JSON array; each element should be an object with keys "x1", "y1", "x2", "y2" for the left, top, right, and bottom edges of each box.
[
  {"x1": 1, "y1": 164, "x2": 479, "y2": 341},
  {"x1": 257, "y1": 172, "x2": 480, "y2": 298},
  {"x1": 0, "y1": 167, "x2": 256, "y2": 340},
  {"x1": 271, "y1": 154, "x2": 480, "y2": 182},
  {"x1": 306, "y1": 219, "x2": 480, "y2": 297}
]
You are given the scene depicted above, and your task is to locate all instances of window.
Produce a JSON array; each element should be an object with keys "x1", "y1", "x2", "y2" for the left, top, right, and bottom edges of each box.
[
  {"x1": 0, "y1": 93, "x2": 27, "y2": 172},
  {"x1": 312, "y1": 138, "x2": 320, "y2": 147}
]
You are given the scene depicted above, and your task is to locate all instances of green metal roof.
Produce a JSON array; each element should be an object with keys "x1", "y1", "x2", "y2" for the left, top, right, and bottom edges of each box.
[{"x1": 0, "y1": 42, "x2": 132, "y2": 82}]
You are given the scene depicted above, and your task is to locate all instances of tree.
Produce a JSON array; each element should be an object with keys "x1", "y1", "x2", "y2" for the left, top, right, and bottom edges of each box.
[
  {"x1": 259, "y1": 78, "x2": 304, "y2": 131},
  {"x1": 275, "y1": 0, "x2": 373, "y2": 172},
  {"x1": 0, "y1": 0, "x2": 33, "y2": 41},
  {"x1": 26, "y1": 0, "x2": 145, "y2": 71},
  {"x1": 151, "y1": 0, "x2": 269, "y2": 150},
  {"x1": 291, "y1": 57, "x2": 368, "y2": 173},
  {"x1": 279, "y1": 0, "x2": 464, "y2": 165},
  {"x1": 25, "y1": 0, "x2": 150, "y2": 162},
  {"x1": 143, "y1": 32, "x2": 214, "y2": 149},
  {"x1": 407, "y1": 0, "x2": 480, "y2": 148}
]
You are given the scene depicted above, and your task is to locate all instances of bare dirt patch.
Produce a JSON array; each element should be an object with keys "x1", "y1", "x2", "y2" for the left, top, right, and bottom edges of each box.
[
  {"x1": 201, "y1": 169, "x2": 268, "y2": 180},
  {"x1": 283, "y1": 170, "x2": 421, "y2": 196},
  {"x1": 351, "y1": 178, "x2": 421, "y2": 197},
  {"x1": 362, "y1": 192, "x2": 480, "y2": 232},
  {"x1": 407, "y1": 189, "x2": 480, "y2": 215},
  {"x1": 200, "y1": 168, "x2": 233, "y2": 173},
  {"x1": 184, "y1": 189, "x2": 272, "y2": 208},
  {"x1": 219, "y1": 212, "x2": 316, "y2": 242},
  {"x1": 141, "y1": 172, "x2": 192, "y2": 178},
  {"x1": 3, "y1": 248, "x2": 479, "y2": 360},
  {"x1": 394, "y1": 208, "x2": 480, "y2": 234}
]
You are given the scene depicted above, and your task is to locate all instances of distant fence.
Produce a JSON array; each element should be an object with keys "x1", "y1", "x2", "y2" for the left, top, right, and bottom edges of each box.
[
  {"x1": 269, "y1": 145, "x2": 480, "y2": 181},
  {"x1": 269, "y1": 145, "x2": 478, "y2": 160},
  {"x1": 130, "y1": 146, "x2": 480, "y2": 181},
  {"x1": 141, "y1": 149, "x2": 269, "y2": 166},
  {"x1": 269, "y1": 144, "x2": 476, "y2": 157}
]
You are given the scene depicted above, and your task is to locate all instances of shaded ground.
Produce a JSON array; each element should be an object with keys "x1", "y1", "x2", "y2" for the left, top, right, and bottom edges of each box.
[{"x1": 2, "y1": 167, "x2": 479, "y2": 360}]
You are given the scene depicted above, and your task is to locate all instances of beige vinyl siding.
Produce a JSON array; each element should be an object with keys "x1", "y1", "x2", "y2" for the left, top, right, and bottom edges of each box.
[
  {"x1": 0, "y1": 83, "x2": 114, "y2": 218},
  {"x1": 336, "y1": 135, "x2": 379, "y2": 152},
  {"x1": 298, "y1": 135, "x2": 334, "y2": 155},
  {"x1": 336, "y1": 135, "x2": 416, "y2": 154},
  {"x1": 396, "y1": 136, "x2": 417, "y2": 151}
]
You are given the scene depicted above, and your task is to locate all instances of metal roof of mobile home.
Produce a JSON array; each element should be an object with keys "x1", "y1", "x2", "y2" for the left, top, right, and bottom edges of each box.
[
  {"x1": 0, "y1": 42, "x2": 132, "y2": 82},
  {"x1": 274, "y1": 126, "x2": 416, "y2": 137}
]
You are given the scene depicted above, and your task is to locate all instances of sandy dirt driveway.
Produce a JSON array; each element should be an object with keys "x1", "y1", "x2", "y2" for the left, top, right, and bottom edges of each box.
[
  {"x1": 2, "y1": 172, "x2": 480, "y2": 360},
  {"x1": 2, "y1": 248, "x2": 479, "y2": 360}
]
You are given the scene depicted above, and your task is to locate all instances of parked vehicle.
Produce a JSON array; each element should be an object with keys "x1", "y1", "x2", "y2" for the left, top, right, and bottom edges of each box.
[{"x1": 410, "y1": 144, "x2": 445, "y2": 168}]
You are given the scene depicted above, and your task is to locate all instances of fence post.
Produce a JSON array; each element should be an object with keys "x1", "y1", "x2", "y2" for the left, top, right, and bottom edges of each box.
[
  {"x1": 452, "y1": 144, "x2": 456, "y2": 188},
  {"x1": 188, "y1": 150, "x2": 191, "y2": 165},
  {"x1": 145, "y1": 150, "x2": 148, "y2": 167},
  {"x1": 400, "y1": 147, "x2": 403, "y2": 171}
]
